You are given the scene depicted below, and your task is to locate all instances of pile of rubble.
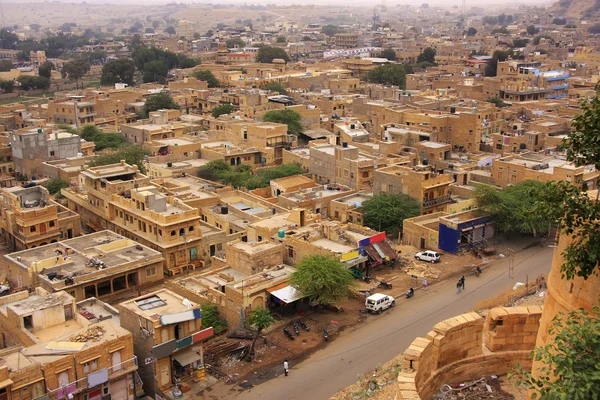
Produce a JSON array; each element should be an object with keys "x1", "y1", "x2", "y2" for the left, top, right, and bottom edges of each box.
[
  {"x1": 400, "y1": 261, "x2": 441, "y2": 279},
  {"x1": 70, "y1": 325, "x2": 105, "y2": 342},
  {"x1": 432, "y1": 376, "x2": 513, "y2": 400}
]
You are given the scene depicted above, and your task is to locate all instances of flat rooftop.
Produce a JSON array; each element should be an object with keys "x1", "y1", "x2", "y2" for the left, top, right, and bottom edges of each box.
[
  {"x1": 119, "y1": 289, "x2": 198, "y2": 322},
  {"x1": 334, "y1": 192, "x2": 373, "y2": 206},
  {"x1": 311, "y1": 238, "x2": 354, "y2": 254}
]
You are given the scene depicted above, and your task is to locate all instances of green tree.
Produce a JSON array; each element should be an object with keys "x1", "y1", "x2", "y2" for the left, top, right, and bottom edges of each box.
[
  {"x1": 365, "y1": 64, "x2": 407, "y2": 89},
  {"x1": 79, "y1": 125, "x2": 127, "y2": 151},
  {"x1": 145, "y1": 28, "x2": 155, "y2": 34},
  {"x1": 533, "y1": 35, "x2": 553, "y2": 45},
  {"x1": 256, "y1": 163, "x2": 303, "y2": 182},
  {"x1": 0, "y1": 79, "x2": 14, "y2": 93},
  {"x1": 45, "y1": 178, "x2": 70, "y2": 195},
  {"x1": 61, "y1": 58, "x2": 90, "y2": 87},
  {"x1": 321, "y1": 25, "x2": 341, "y2": 36},
  {"x1": 510, "y1": 305, "x2": 600, "y2": 399},
  {"x1": 512, "y1": 38, "x2": 529, "y2": 47},
  {"x1": 256, "y1": 45, "x2": 289, "y2": 63},
  {"x1": 212, "y1": 103, "x2": 235, "y2": 118},
  {"x1": 290, "y1": 254, "x2": 356, "y2": 306},
  {"x1": 417, "y1": 47, "x2": 436, "y2": 64},
  {"x1": 263, "y1": 82, "x2": 287, "y2": 94},
  {"x1": 201, "y1": 304, "x2": 227, "y2": 335},
  {"x1": 38, "y1": 61, "x2": 54, "y2": 79},
  {"x1": 164, "y1": 26, "x2": 176, "y2": 35},
  {"x1": 487, "y1": 97, "x2": 509, "y2": 108},
  {"x1": 276, "y1": 35, "x2": 286, "y2": 43},
  {"x1": 152, "y1": 20, "x2": 161, "y2": 29},
  {"x1": 381, "y1": 48, "x2": 396, "y2": 61},
  {"x1": 527, "y1": 25, "x2": 540, "y2": 35},
  {"x1": 0, "y1": 29, "x2": 18, "y2": 49},
  {"x1": 553, "y1": 17, "x2": 567, "y2": 25},
  {"x1": 100, "y1": 59, "x2": 135, "y2": 86},
  {"x1": 246, "y1": 306, "x2": 274, "y2": 356},
  {"x1": 142, "y1": 60, "x2": 168, "y2": 83},
  {"x1": 362, "y1": 193, "x2": 421, "y2": 236},
  {"x1": 0, "y1": 60, "x2": 12, "y2": 72},
  {"x1": 467, "y1": 27, "x2": 477, "y2": 36},
  {"x1": 177, "y1": 54, "x2": 200, "y2": 69},
  {"x1": 88, "y1": 145, "x2": 149, "y2": 174},
  {"x1": 143, "y1": 93, "x2": 179, "y2": 116},
  {"x1": 227, "y1": 38, "x2": 246, "y2": 50},
  {"x1": 17, "y1": 75, "x2": 50, "y2": 90},
  {"x1": 485, "y1": 50, "x2": 509, "y2": 77},
  {"x1": 492, "y1": 27, "x2": 509, "y2": 35},
  {"x1": 262, "y1": 108, "x2": 302, "y2": 134},
  {"x1": 194, "y1": 70, "x2": 219, "y2": 88}
]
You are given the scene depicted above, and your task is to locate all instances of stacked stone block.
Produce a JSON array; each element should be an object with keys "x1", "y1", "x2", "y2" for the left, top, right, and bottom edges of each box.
[{"x1": 484, "y1": 306, "x2": 543, "y2": 352}]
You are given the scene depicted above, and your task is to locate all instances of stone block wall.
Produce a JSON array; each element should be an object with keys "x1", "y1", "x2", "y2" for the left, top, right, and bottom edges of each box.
[{"x1": 396, "y1": 307, "x2": 542, "y2": 400}]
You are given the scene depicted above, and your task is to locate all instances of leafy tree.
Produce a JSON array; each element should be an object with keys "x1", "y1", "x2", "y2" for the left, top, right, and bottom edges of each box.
[
  {"x1": 321, "y1": 25, "x2": 341, "y2": 36},
  {"x1": 276, "y1": 35, "x2": 286, "y2": 43},
  {"x1": 533, "y1": 35, "x2": 553, "y2": 45},
  {"x1": 177, "y1": 54, "x2": 200, "y2": 69},
  {"x1": 487, "y1": 97, "x2": 509, "y2": 108},
  {"x1": 38, "y1": 61, "x2": 54, "y2": 79},
  {"x1": 212, "y1": 103, "x2": 235, "y2": 118},
  {"x1": 290, "y1": 254, "x2": 356, "y2": 306},
  {"x1": 255, "y1": 163, "x2": 304, "y2": 182},
  {"x1": 129, "y1": 34, "x2": 143, "y2": 51},
  {"x1": 196, "y1": 161, "x2": 303, "y2": 189},
  {"x1": 88, "y1": 145, "x2": 150, "y2": 174},
  {"x1": 363, "y1": 193, "x2": 421, "y2": 236},
  {"x1": 143, "y1": 92, "x2": 179, "y2": 116},
  {"x1": 152, "y1": 20, "x2": 161, "y2": 29},
  {"x1": 193, "y1": 32, "x2": 201, "y2": 39},
  {"x1": 510, "y1": 305, "x2": 600, "y2": 399},
  {"x1": 302, "y1": 36, "x2": 313, "y2": 41},
  {"x1": 195, "y1": 70, "x2": 219, "y2": 88},
  {"x1": 61, "y1": 58, "x2": 90, "y2": 86},
  {"x1": 201, "y1": 304, "x2": 227, "y2": 335},
  {"x1": 512, "y1": 38, "x2": 529, "y2": 48},
  {"x1": 381, "y1": 48, "x2": 396, "y2": 61},
  {"x1": 482, "y1": 15, "x2": 499, "y2": 25},
  {"x1": 492, "y1": 27, "x2": 509, "y2": 35},
  {"x1": 365, "y1": 64, "x2": 407, "y2": 89},
  {"x1": 145, "y1": 28, "x2": 155, "y2": 34},
  {"x1": 142, "y1": 59, "x2": 168, "y2": 83},
  {"x1": 553, "y1": 17, "x2": 567, "y2": 25},
  {"x1": 79, "y1": 125, "x2": 127, "y2": 151},
  {"x1": 101, "y1": 59, "x2": 135, "y2": 86},
  {"x1": 527, "y1": 25, "x2": 540, "y2": 35},
  {"x1": 417, "y1": 47, "x2": 436, "y2": 64},
  {"x1": 467, "y1": 27, "x2": 477, "y2": 36},
  {"x1": 246, "y1": 306, "x2": 274, "y2": 356},
  {"x1": 262, "y1": 108, "x2": 302, "y2": 134},
  {"x1": 256, "y1": 45, "x2": 289, "y2": 63},
  {"x1": 485, "y1": 50, "x2": 509, "y2": 77},
  {"x1": 0, "y1": 60, "x2": 12, "y2": 72},
  {"x1": 45, "y1": 178, "x2": 70, "y2": 195},
  {"x1": 0, "y1": 29, "x2": 18, "y2": 49},
  {"x1": 30, "y1": 23, "x2": 41, "y2": 32},
  {"x1": 0, "y1": 79, "x2": 14, "y2": 93},
  {"x1": 17, "y1": 75, "x2": 50, "y2": 90},
  {"x1": 165, "y1": 26, "x2": 176, "y2": 35},
  {"x1": 263, "y1": 82, "x2": 287, "y2": 94}
]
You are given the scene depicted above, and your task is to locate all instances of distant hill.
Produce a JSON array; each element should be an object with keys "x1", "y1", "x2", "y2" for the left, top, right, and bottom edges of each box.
[{"x1": 550, "y1": 0, "x2": 600, "y2": 19}]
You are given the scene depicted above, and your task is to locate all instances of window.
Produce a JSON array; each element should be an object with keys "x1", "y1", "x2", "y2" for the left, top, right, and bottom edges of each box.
[
  {"x1": 189, "y1": 226, "x2": 194, "y2": 232},
  {"x1": 30, "y1": 226, "x2": 36, "y2": 232},
  {"x1": 146, "y1": 267, "x2": 157, "y2": 277},
  {"x1": 49, "y1": 221, "x2": 55, "y2": 227},
  {"x1": 171, "y1": 230, "x2": 176, "y2": 236},
  {"x1": 111, "y1": 351, "x2": 122, "y2": 372},
  {"x1": 82, "y1": 359, "x2": 98, "y2": 373},
  {"x1": 50, "y1": 151, "x2": 55, "y2": 157},
  {"x1": 496, "y1": 144, "x2": 502, "y2": 150},
  {"x1": 257, "y1": 236, "x2": 263, "y2": 242}
]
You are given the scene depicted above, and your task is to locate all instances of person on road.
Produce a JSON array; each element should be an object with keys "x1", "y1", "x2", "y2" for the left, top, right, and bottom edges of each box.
[
  {"x1": 460, "y1": 276, "x2": 465, "y2": 290},
  {"x1": 422, "y1": 277, "x2": 428, "y2": 290},
  {"x1": 456, "y1": 280, "x2": 462, "y2": 294},
  {"x1": 283, "y1": 360, "x2": 289, "y2": 376}
]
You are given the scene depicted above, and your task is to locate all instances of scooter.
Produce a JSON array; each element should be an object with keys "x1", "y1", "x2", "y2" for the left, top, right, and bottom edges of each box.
[
  {"x1": 475, "y1": 266, "x2": 482, "y2": 277},
  {"x1": 361, "y1": 275, "x2": 372, "y2": 284},
  {"x1": 292, "y1": 322, "x2": 300, "y2": 336},
  {"x1": 405, "y1": 288, "x2": 415, "y2": 299},
  {"x1": 323, "y1": 328, "x2": 329, "y2": 341},
  {"x1": 283, "y1": 327, "x2": 295, "y2": 340},
  {"x1": 378, "y1": 281, "x2": 393, "y2": 290},
  {"x1": 298, "y1": 320, "x2": 310, "y2": 332}
]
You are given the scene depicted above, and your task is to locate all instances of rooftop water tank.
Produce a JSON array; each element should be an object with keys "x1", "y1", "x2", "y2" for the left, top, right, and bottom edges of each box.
[{"x1": 278, "y1": 229, "x2": 285, "y2": 239}]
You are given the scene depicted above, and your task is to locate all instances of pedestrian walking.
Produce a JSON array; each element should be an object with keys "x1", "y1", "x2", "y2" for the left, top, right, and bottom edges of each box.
[
  {"x1": 422, "y1": 277, "x2": 428, "y2": 291},
  {"x1": 456, "y1": 280, "x2": 462, "y2": 294},
  {"x1": 283, "y1": 359, "x2": 289, "y2": 376},
  {"x1": 460, "y1": 276, "x2": 465, "y2": 290}
]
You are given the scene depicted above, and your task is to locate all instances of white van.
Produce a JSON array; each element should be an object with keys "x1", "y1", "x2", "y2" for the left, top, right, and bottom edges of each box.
[{"x1": 365, "y1": 293, "x2": 395, "y2": 314}]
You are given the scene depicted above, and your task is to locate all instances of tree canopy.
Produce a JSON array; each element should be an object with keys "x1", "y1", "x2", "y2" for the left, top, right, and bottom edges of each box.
[
  {"x1": 246, "y1": 306, "x2": 274, "y2": 356},
  {"x1": 510, "y1": 305, "x2": 600, "y2": 399},
  {"x1": 417, "y1": 47, "x2": 436, "y2": 64},
  {"x1": 212, "y1": 103, "x2": 235, "y2": 118},
  {"x1": 201, "y1": 304, "x2": 227, "y2": 336},
  {"x1": 290, "y1": 254, "x2": 356, "y2": 306},
  {"x1": 381, "y1": 49, "x2": 397, "y2": 61},
  {"x1": 262, "y1": 108, "x2": 302, "y2": 134},
  {"x1": 195, "y1": 70, "x2": 219, "y2": 88},
  {"x1": 362, "y1": 193, "x2": 421, "y2": 236},
  {"x1": 61, "y1": 58, "x2": 90, "y2": 82},
  {"x1": 177, "y1": 54, "x2": 200, "y2": 69},
  {"x1": 364, "y1": 64, "x2": 408, "y2": 89},
  {"x1": 143, "y1": 93, "x2": 179, "y2": 117},
  {"x1": 38, "y1": 61, "x2": 54, "y2": 79},
  {"x1": 78, "y1": 125, "x2": 127, "y2": 151},
  {"x1": 197, "y1": 161, "x2": 304, "y2": 189},
  {"x1": 17, "y1": 76, "x2": 50, "y2": 90},
  {"x1": 88, "y1": 146, "x2": 149, "y2": 174},
  {"x1": 263, "y1": 82, "x2": 288, "y2": 95},
  {"x1": 527, "y1": 25, "x2": 540, "y2": 35},
  {"x1": 256, "y1": 45, "x2": 289, "y2": 63},
  {"x1": 100, "y1": 59, "x2": 135, "y2": 86},
  {"x1": 0, "y1": 60, "x2": 13, "y2": 72},
  {"x1": 485, "y1": 50, "x2": 509, "y2": 77},
  {"x1": 321, "y1": 25, "x2": 341, "y2": 36},
  {"x1": 45, "y1": 178, "x2": 70, "y2": 195},
  {"x1": 467, "y1": 27, "x2": 477, "y2": 36},
  {"x1": 165, "y1": 26, "x2": 176, "y2": 35},
  {"x1": 132, "y1": 45, "x2": 179, "y2": 82},
  {"x1": 226, "y1": 38, "x2": 246, "y2": 48}
]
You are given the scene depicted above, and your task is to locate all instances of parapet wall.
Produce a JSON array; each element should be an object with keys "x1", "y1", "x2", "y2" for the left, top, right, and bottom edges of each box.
[{"x1": 397, "y1": 306, "x2": 542, "y2": 400}]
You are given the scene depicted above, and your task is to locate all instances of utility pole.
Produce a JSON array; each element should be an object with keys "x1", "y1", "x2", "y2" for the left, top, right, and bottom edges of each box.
[{"x1": 507, "y1": 248, "x2": 515, "y2": 284}]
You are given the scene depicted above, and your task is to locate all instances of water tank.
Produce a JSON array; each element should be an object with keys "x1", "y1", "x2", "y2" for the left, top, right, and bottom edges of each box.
[
  {"x1": 37, "y1": 128, "x2": 42, "y2": 133},
  {"x1": 167, "y1": 162, "x2": 173, "y2": 167},
  {"x1": 450, "y1": 107, "x2": 456, "y2": 114},
  {"x1": 278, "y1": 229, "x2": 285, "y2": 239},
  {"x1": 342, "y1": 142, "x2": 348, "y2": 148},
  {"x1": 422, "y1": 159, "x2": 429, "y2": 166},
  {"x1": 221, "y1": 206, "x2": 228, "y2": 214}
]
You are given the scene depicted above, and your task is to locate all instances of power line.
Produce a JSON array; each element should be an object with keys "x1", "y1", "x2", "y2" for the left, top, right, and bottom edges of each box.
[{"x1": 299, "y1": 246, "x2": 547, "y2": 367}]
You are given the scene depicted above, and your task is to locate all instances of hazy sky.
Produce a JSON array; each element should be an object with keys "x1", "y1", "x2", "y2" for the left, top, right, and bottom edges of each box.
[{"x1": 4, "y1": 0, "x2": 554, "y2": 5}]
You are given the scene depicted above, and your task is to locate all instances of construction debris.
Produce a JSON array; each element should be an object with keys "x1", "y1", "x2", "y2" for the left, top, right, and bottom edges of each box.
[
  {"x1": 70, "y1": 325, "x2": 105, "y2": 342},
  {"x1": 400, "y1": 262, "x2": 441, "y2": 279},
  {"x1": 204, "y1": 339, "x2": 248, "y2": 362},
  {"x1": 432, "y1": 376, "x2": 513, "y2": 400}
]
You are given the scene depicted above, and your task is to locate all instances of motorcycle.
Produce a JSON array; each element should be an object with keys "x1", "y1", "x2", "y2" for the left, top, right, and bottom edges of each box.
[
  {"x1": 475, "y1": 266, "x2": 482, "y2": 277},
  {"x1": 405, "y1": 288, "x2": 415, "y2": 299},
  {"x1": 298, "y1": 320, "x2": 310, "y2": 332},
  {"x1": 378, "y1": 281, "x2": 393, "y2": 290},
  {"x1": 283, "y1": 327, "x2": 295, "y2": 340},
  {"x1": 292, "y1": 322, "x2": 300, "y2": 336},
  {"x1": 323, "y1": 328, "x2": 329, "y2": 341},
  {"x1": 361, "y1": 275, "x2": 372, "y2": 283}
]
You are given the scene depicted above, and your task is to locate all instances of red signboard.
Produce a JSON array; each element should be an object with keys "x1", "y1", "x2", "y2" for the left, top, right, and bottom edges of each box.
[
  {"x1": 370, "y1": 232, "x2": 386, "y2": 245},
  {"x1": 192, "y1": 327, "x2": 214, "y2": 343}
]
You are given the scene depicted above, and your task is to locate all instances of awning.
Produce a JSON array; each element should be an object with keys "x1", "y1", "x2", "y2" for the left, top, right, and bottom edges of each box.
[
  {"x1": 172, "y1": 348, "x2": 202, "y2": 367},
  {"x1": 373, "y1": 241, "x2": 397, "y2": 261},
  {"x1": 267, "y1": 285, "x2": 303, "y2": 304},
  {"x1": 363, "y1": 245, "x2": 382, "y2": 264}
]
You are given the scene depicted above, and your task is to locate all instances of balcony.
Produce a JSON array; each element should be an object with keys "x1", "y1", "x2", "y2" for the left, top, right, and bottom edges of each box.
[{"x1": 423, "y1": 195, "x2": 452, "y2": 208}]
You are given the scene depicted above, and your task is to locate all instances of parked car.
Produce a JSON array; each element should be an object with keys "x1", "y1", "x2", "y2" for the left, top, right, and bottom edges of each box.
[
  {"x1": 365, "y1": 293, "x2": 395, "y2": 314},
  {"x1": 415, "y1": 250, "x2": 441, "y2": 263}
]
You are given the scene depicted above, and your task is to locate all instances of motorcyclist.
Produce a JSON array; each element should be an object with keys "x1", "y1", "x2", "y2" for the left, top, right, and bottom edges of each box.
[{"x1": 476, "y1": 266, "x2": 482, "y2": 276}]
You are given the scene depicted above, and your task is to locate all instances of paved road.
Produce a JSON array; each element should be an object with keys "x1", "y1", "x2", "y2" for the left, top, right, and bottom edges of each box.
[{"x1": 228, "y1": 245, "x2": 554, "y2": 400}]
